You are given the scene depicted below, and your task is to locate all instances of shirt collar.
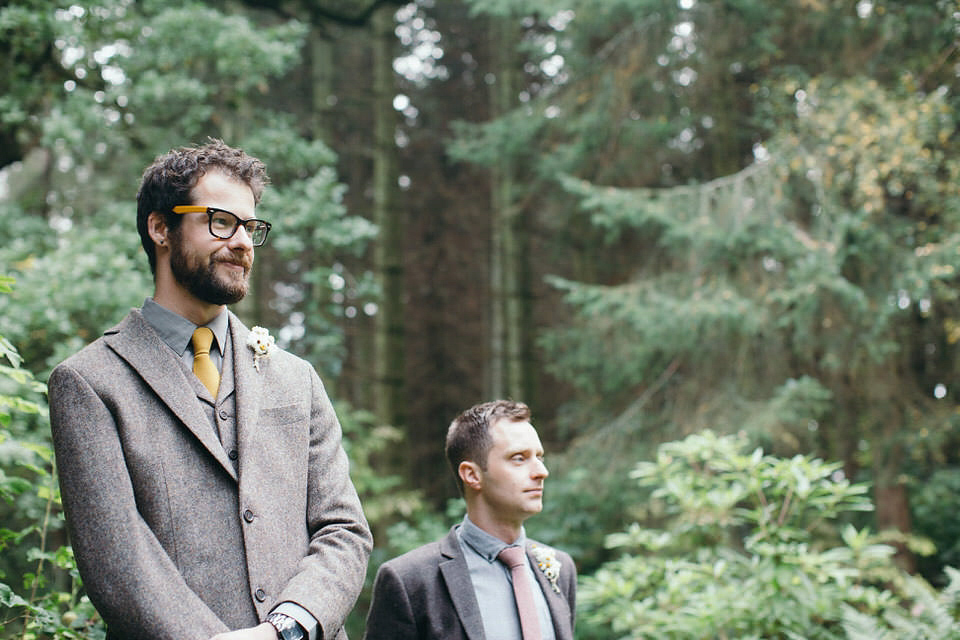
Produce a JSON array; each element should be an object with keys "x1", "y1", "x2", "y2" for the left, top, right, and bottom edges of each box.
[
  {"x1": 459, "y1": 514, "x2": 526, "y2": 563},
  {"x1": 141, "y1": 298, "x2": 228, "y2": 356}
]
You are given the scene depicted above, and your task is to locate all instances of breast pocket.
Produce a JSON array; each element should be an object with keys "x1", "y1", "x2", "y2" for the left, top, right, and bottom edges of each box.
[
  {"x1": 253, "y1": 403, "x2": 310, "y2": 488},
  {"x1": 259, "y1": 403, "x2": 307, "y2": 426}
]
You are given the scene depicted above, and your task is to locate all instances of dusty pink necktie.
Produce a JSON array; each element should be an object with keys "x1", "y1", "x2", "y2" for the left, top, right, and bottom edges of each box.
[{"x1": 497, "y1": 545, "x2": 542, "y2": 640}]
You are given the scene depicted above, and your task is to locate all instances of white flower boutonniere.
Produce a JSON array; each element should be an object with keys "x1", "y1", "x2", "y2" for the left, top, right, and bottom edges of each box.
[
  {"x1": 247, "y1": 326, "x2": 276, "y2": 371},
  {"x1": 530, "y1": 544, "x2": 561, "y2": 594}
]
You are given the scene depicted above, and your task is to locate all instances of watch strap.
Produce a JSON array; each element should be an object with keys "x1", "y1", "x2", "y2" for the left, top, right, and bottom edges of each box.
[{"x1": 266, "y1": 612, "x2": 306, "y2": 640}]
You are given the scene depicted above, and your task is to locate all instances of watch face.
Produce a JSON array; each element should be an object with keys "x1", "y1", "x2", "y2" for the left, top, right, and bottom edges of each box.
[
  {"x1": 268, "y1": 613, "x2": 305, "y2": 640},
  {"x1": 281, "y1": 624, "x2": 306, "y2": 640}
]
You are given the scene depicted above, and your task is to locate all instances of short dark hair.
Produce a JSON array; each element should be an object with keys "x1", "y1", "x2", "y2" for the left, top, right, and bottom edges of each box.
[
  {"x1": 136, "y1": 138, "x2": 269, "y2": 274},
  {"x1": 445, "y1": 400, "x2": 531, "y2": 495}
]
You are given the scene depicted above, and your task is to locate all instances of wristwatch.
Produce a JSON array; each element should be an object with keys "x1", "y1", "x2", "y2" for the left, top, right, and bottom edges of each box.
[{"x1": 266, "y1": 612, "x2": 306, "y2": 640}]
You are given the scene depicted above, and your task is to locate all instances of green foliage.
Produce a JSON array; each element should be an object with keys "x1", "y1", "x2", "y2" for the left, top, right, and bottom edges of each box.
[
  {"x1": 0, "y1": 279, "x2": 104, "y2": 638},
  {"x1": 0, "y1": 208, "x2": 151, "y2": 377},
  {"x1": 843, "y1": 567, "x2": 960, "y2": 640},
  {"x1": 453, "y1": 8, "x2": 960, "y2": 567},
  {"x1": 536, "y1": 52, "x2": 960, "y2": 575},
  {"x1": 531, "y1": 445, "x2": 647, "y2": 572},
  {"x1": 245, "y1": 125, "x2": 378, "y2": 378},
  {"x1": 335, "y1": 405, "x2": 436, "y2": 639},
  {"x1": 380, "y1": 498, "x2": 466, "y2": 559},
  {"x1": 578, "y1": 430, "x2": 911, "y2": 639},
  {"x1": 338, "y1": 406, "x2": 426, "y2": 530},
  {"x1": 911, "y1": 468, "x2": 960, "y2": 586}
]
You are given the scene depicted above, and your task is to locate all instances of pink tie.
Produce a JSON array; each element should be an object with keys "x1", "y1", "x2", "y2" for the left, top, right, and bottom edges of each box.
[{"x1": 497, "y1": 546, "x2": 542, "y2": 640}]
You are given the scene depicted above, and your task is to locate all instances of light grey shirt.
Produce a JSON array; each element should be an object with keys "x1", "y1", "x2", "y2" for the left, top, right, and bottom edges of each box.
[
  {"x1": 457, "y1": 515, "x2": 556, "y2": 640},
  {"x1": 141, "y1": 297, "x2": 227, "y2": 371},
  {"x1": 140, "y1": 298, "x2": 319, "y2": 640}
]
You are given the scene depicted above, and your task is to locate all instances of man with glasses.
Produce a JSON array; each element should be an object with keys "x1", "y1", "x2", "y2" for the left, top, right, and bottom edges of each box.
[{"x1": 47, "y1": 139, "x2": 371, "y2": 640}]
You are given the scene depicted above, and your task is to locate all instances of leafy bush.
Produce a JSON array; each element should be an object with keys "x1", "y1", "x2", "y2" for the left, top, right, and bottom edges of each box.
[
  {"x1": 842, "y1": 567, "x2": 960, "y2": 639},
  {"x1": 577, "y1": 430, "x2": 914, "y2": 639},
  {"x1": 911, "y1": 468, "x2": 960, "y2": 587},
  {"x1": 0, "y1": 276, "x2": 104, "y2": 638}
]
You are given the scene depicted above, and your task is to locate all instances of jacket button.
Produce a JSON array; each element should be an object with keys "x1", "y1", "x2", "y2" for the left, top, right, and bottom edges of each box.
[
  {"x1": 243, "y1": 509, "x2": 255, "y2": 522},
  {"x1": 228, "y1": 449, "x2": 239, "y2": 460},
  {"x1": 255, "y1": 588, "x2": 266, "y2": 602},
  {"x1": 219, "y1": 409, "x2": 229, "y2": 420}
]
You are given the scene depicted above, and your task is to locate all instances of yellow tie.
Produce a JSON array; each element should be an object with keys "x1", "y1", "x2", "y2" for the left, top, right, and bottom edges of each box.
[{"x1": 191, "y1": 327, "x2": 220, "y2": 398}]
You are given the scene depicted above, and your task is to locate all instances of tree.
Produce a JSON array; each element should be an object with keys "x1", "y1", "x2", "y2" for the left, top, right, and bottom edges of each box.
[
  {"x1": 578, "y1": 431, "x2": 928, "y2": 639},
  {"x1": 546, "y1": 73, "x2": 960, "y2": 570},
  {"x1": 371, "y1": 3, "x2": 406, "y2": 429},
  {"x1": 487, "y1": 10, "x2": 527, "y2": 400},
  {"x1": 450, "y1": 0, "x2": 960, "y2": 574}
]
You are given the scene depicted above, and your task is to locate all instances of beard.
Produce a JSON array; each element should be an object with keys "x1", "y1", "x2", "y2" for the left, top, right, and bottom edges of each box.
[{"x1": 169, "y1": 234, "x2": 251, "y2": 305}]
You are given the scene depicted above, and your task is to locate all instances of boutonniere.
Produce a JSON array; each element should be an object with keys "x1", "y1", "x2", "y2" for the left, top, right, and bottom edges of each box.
[
  {"x1": 530, "y1": 544, "x2": 561, "y2": 593},
  {"x1": 246, "y1": 326, "x2": 276, "y2": 371}
]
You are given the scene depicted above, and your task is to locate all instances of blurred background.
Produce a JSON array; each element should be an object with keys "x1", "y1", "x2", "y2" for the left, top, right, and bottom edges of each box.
[{"x1": 3, "y1": 0, "x2": 960, "y2": 637}]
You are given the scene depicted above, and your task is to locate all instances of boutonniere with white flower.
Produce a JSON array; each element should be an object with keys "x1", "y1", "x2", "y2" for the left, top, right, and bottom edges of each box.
[
  {"x1": 530, "y1": 544, "x2": 561, "y2": 593},
  {"x1": 247, "y1": 326, "x2": 276, "y2": 371}
]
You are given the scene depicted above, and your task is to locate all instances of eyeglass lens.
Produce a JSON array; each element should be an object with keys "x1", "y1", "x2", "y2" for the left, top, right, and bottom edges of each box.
[{"x1": 209, "y1": 210, "x2": 269, "y2": 246}]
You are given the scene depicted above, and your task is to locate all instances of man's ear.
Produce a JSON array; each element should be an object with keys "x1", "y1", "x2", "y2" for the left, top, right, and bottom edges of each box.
[
  {"x1": 459, "y1": 461, "x2": 482, "y2": 492},
  {"x1": 147, "y1": 211, "x2": 168, "y2": 247}
]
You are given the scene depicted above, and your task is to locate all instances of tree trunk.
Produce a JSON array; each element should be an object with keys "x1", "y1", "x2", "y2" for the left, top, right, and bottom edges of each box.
[
  {"x1": 488, "y1": 15, "x2": 525, "y2": 401},
  {"x1": 309, "y1": 28, "x2": 334, "y2": 142},
  {"x1": 874, "y1": 414, "x2": 916, "y2": 573},
  {"x1": 372, "y1": 5, "x2": 405, "y2": 427}
]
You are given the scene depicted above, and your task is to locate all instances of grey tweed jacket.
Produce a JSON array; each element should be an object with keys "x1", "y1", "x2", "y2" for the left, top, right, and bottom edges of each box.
[
  {"x1": 363, "y1": 526, "x2": 576, "y2": 640},
  {"x1": 48, "y1": 309, "x2": 371, "y2": 640}
]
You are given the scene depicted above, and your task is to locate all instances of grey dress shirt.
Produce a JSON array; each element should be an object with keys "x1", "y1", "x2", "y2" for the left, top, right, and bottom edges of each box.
[
  {"x1": 142, "y1": 297, "x2": 228, "y2": 371},
  {"x1": 457, "y1": 516, "x2": 556, "y2": 640}
]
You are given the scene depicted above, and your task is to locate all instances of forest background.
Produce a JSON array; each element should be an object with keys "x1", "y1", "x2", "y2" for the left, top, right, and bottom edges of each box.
[{"x1": 3, "y1": 0, "x2": 960, "y2": 638}]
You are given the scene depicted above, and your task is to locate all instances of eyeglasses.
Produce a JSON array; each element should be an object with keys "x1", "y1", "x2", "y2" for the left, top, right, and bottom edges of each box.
[{"x1": 172, "y1": 206, "x2": 272, "y2": 247}]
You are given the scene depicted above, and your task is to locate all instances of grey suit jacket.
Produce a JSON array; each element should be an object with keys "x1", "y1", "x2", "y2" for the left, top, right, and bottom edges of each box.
[
  {"x1": 48, "y1": 309, "x2": 372, "y2": 640},
  {"x1": 363, "y1": 526, "x2": 576, "y2": 640}
]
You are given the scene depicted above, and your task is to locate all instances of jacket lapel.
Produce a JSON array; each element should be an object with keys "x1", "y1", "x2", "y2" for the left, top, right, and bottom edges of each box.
[
  {"x1": 527, "y1": 544, "x2": 574, "y2": 640},
  {"x1": 438, "y1": 527, "x2": 486, "y2": 640},
  {"x1": 229, "y1": 314, "x2": 262, "y2": 474},
  {"x1": 104, "y1": 310, "x2": 237, "y2": 480}
]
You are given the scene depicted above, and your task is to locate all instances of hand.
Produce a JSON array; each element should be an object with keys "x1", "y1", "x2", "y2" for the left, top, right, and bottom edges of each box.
[{"x1": 209, "y1": 622, "x2": 277, "y2": 640}]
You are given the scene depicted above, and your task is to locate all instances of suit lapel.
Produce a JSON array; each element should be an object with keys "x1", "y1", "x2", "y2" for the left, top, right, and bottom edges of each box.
[
  {"x1": 438, "y1": 527, "x2": 486, "y2": 640},
  {"x1": 527, "y1": 544, "x2": 574, "y2": 640},
  {"x1": 105, "y1": 310, "x2": 237, "y2": 480},
  {"x1": 229, "y1": 314, "x2": 262, "y2": 476}
]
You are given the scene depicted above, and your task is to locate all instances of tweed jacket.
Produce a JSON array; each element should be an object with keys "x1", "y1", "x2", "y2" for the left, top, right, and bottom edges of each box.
[
  {"x1": 48, "y1": 309, "x2": 372, "y2": 640},
  {"x1": 363, "y1": 526, "x2": 576, "y2": 640}
]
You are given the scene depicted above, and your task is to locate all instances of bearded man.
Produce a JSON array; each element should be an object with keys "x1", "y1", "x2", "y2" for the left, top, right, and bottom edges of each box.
[{"x1": 47, "y1": 140, "x2": 371, "y2": 640}]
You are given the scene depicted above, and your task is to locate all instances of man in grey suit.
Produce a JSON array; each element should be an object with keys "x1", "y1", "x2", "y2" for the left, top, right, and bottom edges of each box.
[
  {"x1": 363, "y1": 400, "x2": 575, "y2": 640},
  {"x1": 48, "y1": 140, "x2": 371, "y2": 640}
]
